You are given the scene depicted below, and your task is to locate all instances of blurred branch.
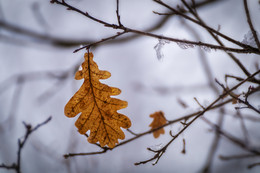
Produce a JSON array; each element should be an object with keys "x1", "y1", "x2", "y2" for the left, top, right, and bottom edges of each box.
[
  {"x1": 0, "y1": 20, "x2": 94, "y2": 47},
  {"x1": 235, "y1": 111, "x2": 250, "y2": 144},
  {"x1": 248, "y1": 162, "x2": 260, "y2": 169},
  {"x1": 0, "y1": 64, "x2": 79, "y2": 95},
  {"x1": 0, "y1": 116, "x2": 52, "y2": 173},
  {"x1": 225, "y1": 110, "x2": 260, "y2": 122},
  {"x1": 202, "y1": 117, "x2": 260, "y2": 155},
  {"x1": 180, "y1": 16, "x2": 229, "y2": 172},
  {"x1": 31, "y1": 2, "x2": 49, "y2": 31},
  {"x1": 0, "y1": 63, "x2": 80, "y2": 113},
  {"x1": 219, "y1": 153, "x2": 260, "y2": 160}
]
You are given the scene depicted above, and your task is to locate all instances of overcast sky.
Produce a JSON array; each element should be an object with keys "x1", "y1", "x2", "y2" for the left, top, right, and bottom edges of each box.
[{"x1": 0, "y1": 0, "x2": 260, "y2": 173}]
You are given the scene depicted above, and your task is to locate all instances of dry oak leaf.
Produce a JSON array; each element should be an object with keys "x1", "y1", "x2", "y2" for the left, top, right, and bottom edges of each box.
[
  {"x1": 64, "y1": 52, "x2": 131, "y2": 148},
  {"x1": 149, "y1": 111, "x2": 167, "y2": 138}
]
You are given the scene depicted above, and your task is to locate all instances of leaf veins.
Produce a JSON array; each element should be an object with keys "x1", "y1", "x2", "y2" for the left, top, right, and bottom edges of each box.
[
  {"x1": 64, "y1": 52, "x2": 131, "y2": 148},
  {"x1": 149, "y1": 111, "x2": 167, "y2": 138}
]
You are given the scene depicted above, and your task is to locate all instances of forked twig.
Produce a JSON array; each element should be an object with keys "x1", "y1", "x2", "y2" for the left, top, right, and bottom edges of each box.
[{"x1": 0, "y1": 116, "x2": 52, "y2": 173}]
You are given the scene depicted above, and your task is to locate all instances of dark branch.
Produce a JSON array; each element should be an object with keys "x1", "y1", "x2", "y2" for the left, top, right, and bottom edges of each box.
[
  {"x1": 244, "y1": 0, "x2": 260, "y2": 51},
  {"x1": 0, "y1": 116, "x2": 52, "y2": 173},
  {"x1": 51, "y1": 0, "x2": 260, "y2": 54}
]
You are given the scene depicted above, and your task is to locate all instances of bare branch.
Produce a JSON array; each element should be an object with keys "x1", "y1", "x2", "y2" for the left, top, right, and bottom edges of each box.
[
  {"x1": 0, "y1": 116, "x2": 52, "y2": 173},
  {"x1": 51, "y1": 0, "x2": 260, "y2": 54},
  {"x1": 219, "y1": 154, "x2": 259, "y2": 160},
  {"x1": 244, "y1": 0, "x2": 260, "y2": 51}
]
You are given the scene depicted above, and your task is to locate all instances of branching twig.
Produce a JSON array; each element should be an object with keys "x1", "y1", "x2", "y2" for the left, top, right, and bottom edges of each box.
[
  {"x1": 215, "y1": 80, "x2": 260, "y2": 114},
  {"x1": 154, "y1": 0, "x2": 258, "y2": 54},
  {"x1": 51, "y1": 0, "x2": 260, "y2": 55},
  {"x1": 0, "y1": 116, "x2": 52, "y2": 173},
  {"x1": 244, "y1": 0, "x2": 260, "y2": 51},
  {"x1": 73, "y1": 31, "x2": 127, "y2": 53},
  {"x1": 180, "y1": 0, "x2": 253, "y2": 78},
  {"x1": 0, "y1": 1, "x2": 221, "y2": 48},
  {"x1": 1, "y1": 0, "x2": 259, "y2": 172},
  {"x1": 63, "y1": 98, "x2": 233, "y2": 158},
  {"x1": 116, "y1": 0, "x2": 122, "y2": 26},
  {"x1": 225, "y1": 74, "x2": 260, "y2": 84},
  {"x1": 134, "y1": 70, "x2": 260, "y2": 165}
]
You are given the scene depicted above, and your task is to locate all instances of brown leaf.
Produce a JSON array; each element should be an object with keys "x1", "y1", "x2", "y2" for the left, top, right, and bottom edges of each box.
[
  {"x1": 231, "y1": 93, "x2": 240, "y2": 104},
  {"x1": 149, "y1": 111, "x2": 167, "y2": 138},
  {"x1": 64, "y1": 52, "x2": 131, "y2": 148}
]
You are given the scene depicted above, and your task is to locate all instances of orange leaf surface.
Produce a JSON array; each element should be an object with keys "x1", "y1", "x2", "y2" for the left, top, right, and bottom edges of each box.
[
  {"x1": 64, "y1": 52, "x2": 131, "y2": 148},
  {"x1": 149, "y1": 111, "x2": 167, "y2": 138}
]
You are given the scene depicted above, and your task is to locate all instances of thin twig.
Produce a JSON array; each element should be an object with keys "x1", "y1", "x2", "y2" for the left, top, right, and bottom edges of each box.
[
  {"x1": 116, "y1": 0, "x2": 122, "y2": 26},
  {"x1": 73, "y1": 31, "x2": 127, "y2": 53},
  {"x1": 202, "y1": 117, "x2": 260, "y2": 155},
  {"x1": 134, "y1": 70, "x2": 260, "y2": 165},
  {"x1": 248, "y1": 162, "x2": 260, "y2": 169},
  {"x1": 181, "y1": 14, "x2": 226, "y2": 172},
  {"x1": 0, "y1": 116, "x2": 52, "y2": 173},
  {"x1": 244, "y1": 0, "x2": 260, "y2": 51},
  {"x1": 225, "y1": 74, "x2": 260, "y2": 84},
  {"x1": 219, "y1": 153, "x2": 259, "y2": 160},
  {"x1": 216, "y1": 80, "x2": 260, "y2": 114},
  {"x1": 180, "y1": 0, "x2": 252, "y2": 78},
  {"x1": 51, "y1": 0, "x2": 260, "y2": 54},
  {"x1": 236, "y1": 111, "x2": 250, "y2": 143},
  {"x1": 153, "y1": 0, "x2": 257, "y2": 51},
  {"x1": 63, "y1": 99, "x2": 233, "y2": 158},
  {"x1": 181, "y1": 138, "x2": 186, "y2": 154}
]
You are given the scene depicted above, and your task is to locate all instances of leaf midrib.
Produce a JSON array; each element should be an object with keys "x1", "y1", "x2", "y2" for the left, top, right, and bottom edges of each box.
[{"x1": 87, "y1": 54, "x2": 112, "y2": 146}]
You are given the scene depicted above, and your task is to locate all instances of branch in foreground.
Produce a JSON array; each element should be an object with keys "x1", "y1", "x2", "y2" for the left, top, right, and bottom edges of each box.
[
  {"x1": 134, "y1": 70, "x2": 260, "y2": 165},
  {"x1": 154, "y1": 0, "x2": 256, "y2": 51},
  {"x1": 63, "y1": 98, "x2": 232, "y2": 158},
  {"x1": 73, "y1": 31, "x2": 127, "y2": 53},
  {"x1": 243, "y1": 0, "x2": 260, "y2": 51},
  {"x1": 216, "y1": 80, "x2": 260, "y2": 114},
  {"x1": 51, "y1": 0, "x2": 260, "y2": 55},
  {"x1": 0, "y1": 116, "x2": 52, "y2": 173},
  {"x1": 0, "y1": 0, "x2": 221, "y2": 48},
  {"x1": 179, "y1": 0, "x2": 253, "y2": 80},
  {"x1": 63, "y1": 70, "x2": 259, "y2": 165}
]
